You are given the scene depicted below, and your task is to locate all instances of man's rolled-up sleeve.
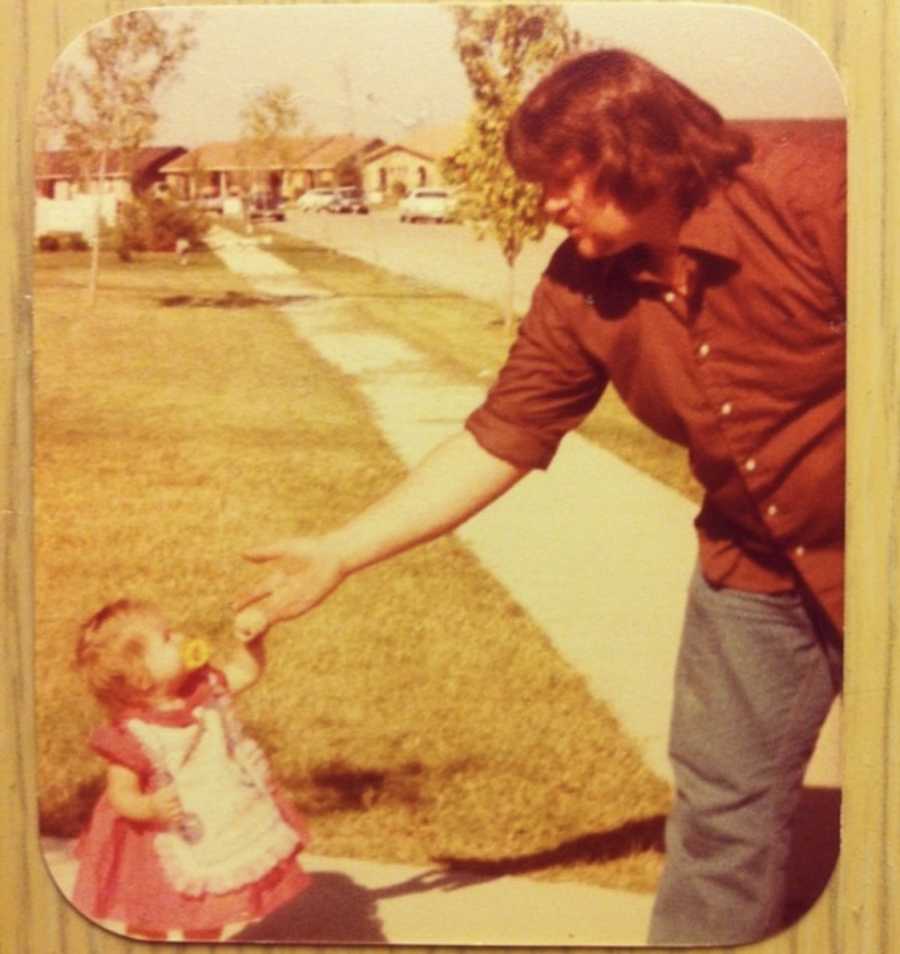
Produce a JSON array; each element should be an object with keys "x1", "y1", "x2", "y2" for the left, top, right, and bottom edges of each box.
[{"x1": 466, "y1": 277, "x2": 607, "y2": 470}]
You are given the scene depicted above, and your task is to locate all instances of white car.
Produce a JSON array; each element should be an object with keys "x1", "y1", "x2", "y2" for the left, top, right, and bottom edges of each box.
[
  {"x1": 297, "y1": 187, "x2": 339, "y2": 212},
  {"x1": 398, "y1": 188, "x2": 457, "y2": 223}
]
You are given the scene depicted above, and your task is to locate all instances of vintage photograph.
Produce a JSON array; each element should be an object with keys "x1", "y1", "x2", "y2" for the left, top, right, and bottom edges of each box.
[{"x1": 31, "y1": 2, "x2": 845, "y2": 945}]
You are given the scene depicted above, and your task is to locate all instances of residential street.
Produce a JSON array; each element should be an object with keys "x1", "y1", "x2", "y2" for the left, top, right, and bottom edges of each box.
[{"x1": 277, "y1": 205, "x2": 565, "y2": 315}]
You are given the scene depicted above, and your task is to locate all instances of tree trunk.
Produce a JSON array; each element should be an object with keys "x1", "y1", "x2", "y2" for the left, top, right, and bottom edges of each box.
[
  {"x1": 87, "y1": 148, "x2": 107, "y2": 308},
  {"x1": 503, "y1": 257, "x2": 517, "y2": 334}
]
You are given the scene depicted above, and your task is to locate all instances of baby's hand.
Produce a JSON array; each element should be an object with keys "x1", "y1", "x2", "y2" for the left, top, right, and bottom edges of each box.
[
  {"x1": 234, "y1": 606, "x2": 268, "y2": 643},
  {"x1": 149, "y1": 785, "x2": 184, "y2": 825}
]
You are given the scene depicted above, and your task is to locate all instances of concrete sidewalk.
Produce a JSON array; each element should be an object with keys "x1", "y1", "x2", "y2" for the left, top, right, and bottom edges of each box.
[{"x1": 42, "y1": 837, "x2": 654, "y2": 946}]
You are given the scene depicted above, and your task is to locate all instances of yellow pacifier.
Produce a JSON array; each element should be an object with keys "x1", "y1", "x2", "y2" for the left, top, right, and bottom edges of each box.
[{"x1": 181, "y1": 637, "x2": 211, "y2": 671}]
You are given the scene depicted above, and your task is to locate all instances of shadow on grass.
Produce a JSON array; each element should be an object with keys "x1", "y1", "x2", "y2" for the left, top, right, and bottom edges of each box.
[
  {"x1": 435, "y1": 814, "x2": 667, "y2": 878},
  {"x1": 157, "y1": 290, "x2": 321, "y2": 309}
]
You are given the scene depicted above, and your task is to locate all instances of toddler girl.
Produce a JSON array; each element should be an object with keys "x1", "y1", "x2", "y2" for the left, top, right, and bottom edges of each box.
[{"x1": 71, "y1": 598, "x2": 310, "y2": 941}]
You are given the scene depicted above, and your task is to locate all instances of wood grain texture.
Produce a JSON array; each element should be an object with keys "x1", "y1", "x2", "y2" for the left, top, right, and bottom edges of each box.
[{"x1": 3, "y1": 1, "x2": 896, "y2": 952}]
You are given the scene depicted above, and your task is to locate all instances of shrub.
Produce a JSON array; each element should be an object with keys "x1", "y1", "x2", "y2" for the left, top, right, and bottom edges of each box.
[
  {"x1": 114, "y1": 195, "x2": 210, "y2": 261},
  {"x1": 36, "y1": 232, "x2": 90, "y2": 253}
]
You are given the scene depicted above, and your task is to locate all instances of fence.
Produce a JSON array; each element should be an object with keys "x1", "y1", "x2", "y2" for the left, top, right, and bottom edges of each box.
[{"x1": 34, "y1": 195, "x2": 118, "y2": 240}]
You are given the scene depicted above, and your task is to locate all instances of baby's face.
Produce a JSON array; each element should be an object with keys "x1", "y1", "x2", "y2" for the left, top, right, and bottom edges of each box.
[{"x1": 133, "y1": 611, "x2": 187, "y2": 690}]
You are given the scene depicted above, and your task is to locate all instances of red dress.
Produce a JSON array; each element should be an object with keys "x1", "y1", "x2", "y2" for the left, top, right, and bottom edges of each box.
[{"x1": 72, "y1": 667, "x2": 310, "y2": 940}]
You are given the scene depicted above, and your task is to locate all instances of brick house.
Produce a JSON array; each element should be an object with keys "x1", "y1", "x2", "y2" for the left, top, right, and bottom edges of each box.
[
  {"x1": 360, "y1": 124, "x2": 465, "y2": 198},
  {"x1": 33, "y1": 145, "x2": 188, "y2": 238},
  {"x1": 159, "y1": 134, "x2": 384, "y2": 201},
  {"x1": 34, "y1": 146, "x2": 187, "y2": 201}
]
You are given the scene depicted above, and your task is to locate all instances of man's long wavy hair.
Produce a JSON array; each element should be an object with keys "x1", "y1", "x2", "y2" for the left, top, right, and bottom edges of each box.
[{"x1": 506, "y1": 49, "x2": 754, "y2": 213}]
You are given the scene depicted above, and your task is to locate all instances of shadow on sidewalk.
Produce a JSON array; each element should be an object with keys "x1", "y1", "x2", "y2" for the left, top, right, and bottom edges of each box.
[
  {"x1": 231, "y1": 865, "x2": 503, "y2": 944},
  {"x1": 233, "y1": 871, "x2": 388, "y2": 944}
]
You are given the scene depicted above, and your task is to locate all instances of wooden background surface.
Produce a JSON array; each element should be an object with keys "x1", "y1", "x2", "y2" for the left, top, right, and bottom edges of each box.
[{"x1": 3, "y1": 1, "x2": 897, "y2": 952}]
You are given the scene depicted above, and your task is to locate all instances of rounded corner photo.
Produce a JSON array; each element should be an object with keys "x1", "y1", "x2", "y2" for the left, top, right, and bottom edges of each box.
[{"x1": 33, "y1": 2, "x2": 844, "y2": 946}]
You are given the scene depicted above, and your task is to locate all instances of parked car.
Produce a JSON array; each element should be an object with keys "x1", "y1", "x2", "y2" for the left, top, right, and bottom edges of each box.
[
  {"x1": 398, "y1": 188, "x2": 457, "y2": 223},
  {"x1": 249, "y1": 192, "x2": 286, "y2": 222},
  {"x1": 297, "y1": 187, "x2": 340, "y2": 212},
  {"x1": 326, "y1": 186, "x2": 369, "y2": 215}
]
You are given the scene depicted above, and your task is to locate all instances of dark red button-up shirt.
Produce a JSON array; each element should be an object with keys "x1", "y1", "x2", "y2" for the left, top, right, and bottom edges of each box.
[{"x1": 466, "y1": 123, "x2": 846, "y2": 631}]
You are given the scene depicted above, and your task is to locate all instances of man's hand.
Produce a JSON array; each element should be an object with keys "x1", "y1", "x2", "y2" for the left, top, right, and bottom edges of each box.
[{"x1": 233, "y1": 536, "x2": 347, "y2": 637}]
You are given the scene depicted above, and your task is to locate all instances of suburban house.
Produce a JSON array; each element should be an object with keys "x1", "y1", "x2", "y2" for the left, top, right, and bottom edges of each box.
[
  {"x1": 34, "y1": 146, "x2": 188, "y2": 201},
  {"x1": 33, "y1": 145, "x2": 187, "y2": 238},
  {"x1": 159, "y1": 134, "x2": 384, "y2": 200},
  {"x1": 360, "y1": 123, "x2": 465, "y2": 198}
]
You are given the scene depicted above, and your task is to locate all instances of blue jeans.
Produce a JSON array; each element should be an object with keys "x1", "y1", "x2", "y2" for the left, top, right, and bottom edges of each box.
[{"x1": 648, "y1": 566, "x2": 842, "y2": 945}]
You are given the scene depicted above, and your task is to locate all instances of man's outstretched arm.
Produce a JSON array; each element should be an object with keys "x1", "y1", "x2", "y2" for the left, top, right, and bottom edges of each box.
[{"x1": 234, "y1": 430, "x2": 529, "y2": 634}]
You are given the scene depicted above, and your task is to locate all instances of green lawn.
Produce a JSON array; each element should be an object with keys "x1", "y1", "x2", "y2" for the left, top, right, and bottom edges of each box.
[{"x1": 33, "y1": 242, "x2": 669, "y2": 893}]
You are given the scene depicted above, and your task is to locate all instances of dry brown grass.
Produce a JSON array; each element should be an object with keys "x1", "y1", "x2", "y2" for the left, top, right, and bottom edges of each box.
[{"x1": 33, "y1": 243, "x2": 669, "y2": 893}]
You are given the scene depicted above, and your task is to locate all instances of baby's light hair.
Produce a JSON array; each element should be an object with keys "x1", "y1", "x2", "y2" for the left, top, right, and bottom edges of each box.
[{"x1": 75, "y1": 599, "x2": 160, "y2": 712}]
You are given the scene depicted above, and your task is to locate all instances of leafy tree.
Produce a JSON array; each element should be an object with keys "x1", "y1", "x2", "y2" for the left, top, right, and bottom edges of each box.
[
  {"x1": 443, "y1": 5, "x2": 581, "y2": 329},
  {"x1": 237, "y1": 84, "x2": 309, "y2": 203},
  {"x1": 36, "y1": 11, "x2": 196, "y2": 304}
]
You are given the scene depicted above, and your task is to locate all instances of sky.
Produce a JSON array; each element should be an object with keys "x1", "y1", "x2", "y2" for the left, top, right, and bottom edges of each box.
[{"x1": 56, "y1": 2, "x2": 846, "y2": 148}]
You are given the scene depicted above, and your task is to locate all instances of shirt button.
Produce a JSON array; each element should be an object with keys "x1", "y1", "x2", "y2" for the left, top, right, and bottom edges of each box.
[
  {"x1": 698, "y1": 343, "x2": 711, "y2": 358},
  {"x1": 767, "y1": 503, "x2": 779, "y2": 517},
  {"x1": 663, "y1": 291, "x2": 676, "y2": 304},
  {"x1": 794, "y1": 545, "x2": 806, "y2": 557},
  {"x1": 744, "y1": 458, "x2": 757, "y2": 472},
  {"x1": 720, "y1": 402, "x2": 733, "y2": 416}
]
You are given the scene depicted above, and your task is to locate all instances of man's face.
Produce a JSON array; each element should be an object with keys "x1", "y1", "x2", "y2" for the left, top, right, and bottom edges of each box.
[{"x1": 541, "y1": 164, "x2": 681, "y2": 261}]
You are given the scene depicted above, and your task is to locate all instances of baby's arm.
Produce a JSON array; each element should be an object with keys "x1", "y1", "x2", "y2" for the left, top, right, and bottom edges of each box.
[{"x1": 106, "y1": 764, "x2": 183, "y2": 824}]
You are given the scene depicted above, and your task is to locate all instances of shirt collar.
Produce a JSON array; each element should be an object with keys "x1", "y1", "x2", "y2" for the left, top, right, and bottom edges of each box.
[
  {"x1": 609, "y1": 191, "x2": 740, "y2": 294},
  {"x1": 678, "y1": 190, "x2": 740, "y2": 263}
]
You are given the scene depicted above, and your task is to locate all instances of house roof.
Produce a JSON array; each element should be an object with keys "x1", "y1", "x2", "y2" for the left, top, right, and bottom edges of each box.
[
  {"x1": 362, "y1": 142, "x2": 434, "y2": 165},
  {"x1": 34, "y1": 146, "x2": 186, "y2": 180},
  {"x1": 397, "y1": 123, "x2": 466, "y2": 158},
  {"x1": 299, "y1": 134, "x2": 384, "y2": 169},
  {"x1": 160, "y1": 135, "x2": 384, "y2": 174},
  {"x1": 363, "y1": 123, "x2": 467, "y2": 166}
]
